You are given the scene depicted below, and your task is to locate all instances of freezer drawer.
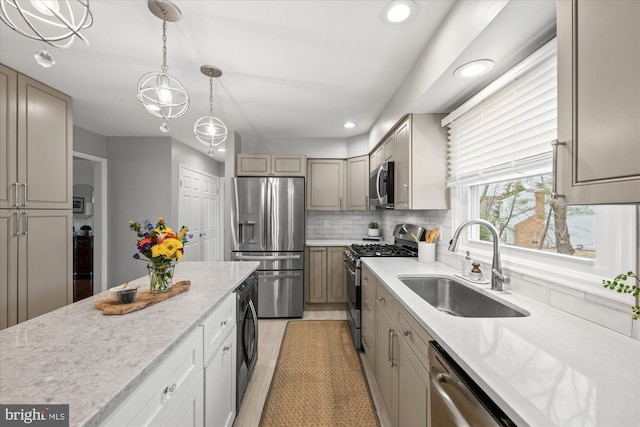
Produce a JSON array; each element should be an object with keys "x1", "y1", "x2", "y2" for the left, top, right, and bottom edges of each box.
[
  {"x1": 232, "y1": 251, "x2": 304, "y2": 271},
  {"x1": 256, "y1": 270, "x2": 304, "y2": 318}
]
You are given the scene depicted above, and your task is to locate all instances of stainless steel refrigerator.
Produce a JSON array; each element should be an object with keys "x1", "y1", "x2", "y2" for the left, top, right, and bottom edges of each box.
[{"x1": 230, "y1": 177, "x2": 305, "y2": 318}]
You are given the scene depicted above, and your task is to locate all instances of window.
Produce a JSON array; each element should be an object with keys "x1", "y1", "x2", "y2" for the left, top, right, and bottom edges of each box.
[
  {"x1": 444, "y1": 38, "x2": 636, "y2": 293},
  {"x1": 474, "y1": 174, "x2": 596, "y2": 259}
]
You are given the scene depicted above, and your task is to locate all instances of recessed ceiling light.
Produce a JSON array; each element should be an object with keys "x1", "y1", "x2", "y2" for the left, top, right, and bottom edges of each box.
[
  {"x1": 217, "y1": 148, "x2": 226, "y2": 152},
  {"x1": 343, "y1": 121, "x2": 357, "y2": 129},
  {"x1": 453, "y1": 60, "x2": 495, "y2": 79},
  {"x1": 159, "y1": 123, "x2": 169, "y2": 132},
  {"x1": 381, "y1": 1, "x2": 417, "y2": 24}
]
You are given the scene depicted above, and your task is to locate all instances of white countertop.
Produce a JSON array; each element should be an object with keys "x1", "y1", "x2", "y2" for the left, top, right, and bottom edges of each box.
[
  {"x1": 0, "y1": 261, "x2": 259, "y2": 427},
  {"x1": 306, "y1": 238, "x2": 385, "y2": 247},
  {"x1": 362, "y1": 257, "x2": 640, "y2": 427}
]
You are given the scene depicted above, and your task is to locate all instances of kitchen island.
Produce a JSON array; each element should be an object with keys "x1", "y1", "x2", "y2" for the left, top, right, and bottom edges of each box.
[
  {"x1": 362, "y1": 257, "x2": 640, "y2": 427},
  {"x1": 0, "y1": 261, "x2": 258, "y2": 427}
]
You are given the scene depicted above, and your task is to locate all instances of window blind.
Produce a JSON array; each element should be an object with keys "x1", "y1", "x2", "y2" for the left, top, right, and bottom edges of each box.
[{"x1": 443, "y1": 39, "x2": 557, "y2": 187}]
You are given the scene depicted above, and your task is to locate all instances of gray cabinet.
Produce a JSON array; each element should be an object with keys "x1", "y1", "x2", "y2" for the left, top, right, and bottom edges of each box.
[
  {"x1": 365, "y1": 266, "x2": 432, "y2": 427},
  {"x1": 236, "y1": 154, "x2": 306, "y2": 177},
  {"x1": 346, "y1": 155, "x2": 369, "y2": 210},
  {"x1": 306, "y1": 246, "x2": 346, "y2": 304},
  {"x1": 388, "y1": 114, "x2": 449, "y2": 210},
  {"x1": 556, "y1": 0, "x2": 640, "y2": 204},
  {"x1": 306, "y1": 159, "x2": 345, "y2": 210},
  {"x1": 0, "y1": 65, "x2": 73, "y2": 330}
]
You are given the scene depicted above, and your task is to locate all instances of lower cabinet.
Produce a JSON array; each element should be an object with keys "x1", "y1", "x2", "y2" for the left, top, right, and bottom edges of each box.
[
  {"x1": 365, "y1": 264, "x2": 432, "y2": 427},
  {"x1": 306, "y1": 246, "x2": 347, "y2": 304},
  {"x1": 101, "y1": 293, "x2": 238, "y2": 427},
  {"x1": 205, "y1": 324, "x2": 237, "y2": 427},
  {"x1": 101, "y1": 327, "x2": 205, "y2": 427},
  {"x1": 162, "y1": 373, "x2": 205, "y2": 427}
]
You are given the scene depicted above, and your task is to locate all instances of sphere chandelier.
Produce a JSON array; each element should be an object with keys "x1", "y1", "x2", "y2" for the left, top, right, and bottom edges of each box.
[
  {"x1": 136, "y1": 0, "x2": 189, "y2": 120},
  {"x1": 0, "y1": 0, "x2": 93, "y2": 48},
  {"x1": 193, "y1": 65, "x2": 228, "y2": 147}
]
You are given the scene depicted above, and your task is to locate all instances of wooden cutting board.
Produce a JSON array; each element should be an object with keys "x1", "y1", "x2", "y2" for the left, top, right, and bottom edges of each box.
[{"x1": 94, "y1": 280, "x2": 191, "y2": 315}]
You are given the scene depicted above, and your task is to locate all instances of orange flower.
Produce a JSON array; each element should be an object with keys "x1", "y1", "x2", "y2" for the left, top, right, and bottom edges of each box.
[
  {"x1": 158, "y1": 217, "x2": 165, "y2": 222},
  {"x1": 138, "y1": 237, "x2": 152, "y2": 247}
]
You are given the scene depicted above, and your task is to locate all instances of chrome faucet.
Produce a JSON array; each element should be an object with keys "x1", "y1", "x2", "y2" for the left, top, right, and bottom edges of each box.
[{"x1": 448, "y1": 219, "x2": 509, "y2": 291}]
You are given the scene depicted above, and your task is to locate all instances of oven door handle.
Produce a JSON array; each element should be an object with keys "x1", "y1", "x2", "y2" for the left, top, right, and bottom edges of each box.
[{"x1": 343, "y1": 260, "x2": 357, "y2": 277}]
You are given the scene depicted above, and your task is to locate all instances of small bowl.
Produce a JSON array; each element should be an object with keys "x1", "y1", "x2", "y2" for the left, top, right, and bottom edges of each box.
[
  {"x1": 109, "y1": 284, "x2": 130, "y2": 301},
  {"x1": 117, "y1": 289, "x2": 137, "y2": 304}
]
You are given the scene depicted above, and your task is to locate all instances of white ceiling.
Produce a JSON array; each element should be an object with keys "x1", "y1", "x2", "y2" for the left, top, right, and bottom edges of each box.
[{"x1": 0, "y1": 1, "x2": 556, "y2": 163}]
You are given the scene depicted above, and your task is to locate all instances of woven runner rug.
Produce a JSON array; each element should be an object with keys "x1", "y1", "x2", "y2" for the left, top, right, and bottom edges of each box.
[{"x1": 259, "y1": 320, "x2": 379, "y2": 427}]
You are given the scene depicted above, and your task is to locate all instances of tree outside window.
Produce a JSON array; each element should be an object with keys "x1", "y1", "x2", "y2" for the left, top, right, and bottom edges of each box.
[{"x1": 475, "y1": 174, "x2": 596, "y2": 259}]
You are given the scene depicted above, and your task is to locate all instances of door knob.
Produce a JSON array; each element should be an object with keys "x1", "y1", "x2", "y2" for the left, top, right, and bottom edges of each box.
[{"x1": 199, "y1": 232, "x2": 206, "y2": 237}]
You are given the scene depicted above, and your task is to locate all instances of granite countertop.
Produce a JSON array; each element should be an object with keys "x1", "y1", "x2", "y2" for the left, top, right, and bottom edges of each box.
[
  {"x1": 362, "y1": 257, "x2": 640, "y2": 427},
  {"x1": 0, "y1": 261, "x2": 259, "y2": 427}
]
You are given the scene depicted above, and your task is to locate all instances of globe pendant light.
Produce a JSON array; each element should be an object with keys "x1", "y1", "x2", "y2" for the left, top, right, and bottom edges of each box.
[
  {"x1": 193, "y1": 65, "x2": 227, "y2": 147},
  {"x1": 0, "y1": 0, "x2": 93, "y2": 48},
  {"x1": 136, "y1": 0, "x2": 189, "y2": 119}
]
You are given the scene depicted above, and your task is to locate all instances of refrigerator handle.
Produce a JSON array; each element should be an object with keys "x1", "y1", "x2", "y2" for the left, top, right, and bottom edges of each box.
[
  {"x1": 265, "y1": 179, "x2": 271, "y2": 249},
  {"x1": 239, "y1": 221, "x2": 244, "y2": 244}
]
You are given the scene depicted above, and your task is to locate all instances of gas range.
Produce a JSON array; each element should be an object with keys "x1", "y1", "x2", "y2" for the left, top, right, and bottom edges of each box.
[
  {"x1": 349, "y1": 243, "x2": 416, "y2": 258},
  {"x1": 344, "y1": 223, "x2": 426, "y2": 351}
]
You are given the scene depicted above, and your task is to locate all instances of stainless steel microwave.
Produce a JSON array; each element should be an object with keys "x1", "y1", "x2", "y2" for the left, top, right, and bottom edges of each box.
[{"x1": 369, "y1": 161, "x2": 394, "y2": 209}]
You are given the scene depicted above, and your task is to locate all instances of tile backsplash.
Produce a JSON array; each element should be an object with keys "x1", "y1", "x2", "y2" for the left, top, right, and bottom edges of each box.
[{"x1": 308, "y1": 208, "x2": 639, "y2": 341}]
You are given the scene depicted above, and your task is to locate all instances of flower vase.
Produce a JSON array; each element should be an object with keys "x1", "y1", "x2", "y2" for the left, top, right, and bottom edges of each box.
[{"x1": 148, "y1": 264, "x2": 175, "y2": 294}]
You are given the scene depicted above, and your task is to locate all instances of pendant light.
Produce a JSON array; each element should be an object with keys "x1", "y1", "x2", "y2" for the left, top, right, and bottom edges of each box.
[
  {"x1": 0, "y1": 0, "x2": 93, "y2": 48},
  {"x1": 136, "y1": 0, "x2": 189, "y2": 119},
  {"x1": 193, "y1": 65, "x2": 228, "y2": 147}
]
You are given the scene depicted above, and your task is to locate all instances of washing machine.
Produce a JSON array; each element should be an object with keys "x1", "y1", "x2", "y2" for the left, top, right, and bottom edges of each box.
[{"x1": 235, "y1": 272, "x2": 258, "y2": 411}]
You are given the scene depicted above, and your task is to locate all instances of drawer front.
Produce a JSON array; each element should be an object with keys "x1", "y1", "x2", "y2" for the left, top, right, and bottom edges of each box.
[
  {"x1": 361, "y1": 265, "x2": 376, "y2": 295},
  {"x1": 161, "y1": 372, "x2": 204, "y2": 427},
  {"x1": 376, "y1": 280, "x2": 396, "y2": 320},
  {"x1": 203, "y1": 293, "x2": 236, "y2": 364},
  {"x1": 397, "y1": 304, "x2": 433, "y2": 373},
  {"x1": 103, "y1": 327, "x2": 204, "y2": 427}
]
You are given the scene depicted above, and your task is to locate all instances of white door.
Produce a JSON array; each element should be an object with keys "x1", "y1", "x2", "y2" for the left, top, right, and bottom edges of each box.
[{"x1": 179, "y1": 165, "x2": 222, "y2": 262}]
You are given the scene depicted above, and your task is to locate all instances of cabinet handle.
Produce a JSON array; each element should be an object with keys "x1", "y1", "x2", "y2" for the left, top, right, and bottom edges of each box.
[
  {"x1": 220, "y1": 320, "x2": 228, "y2": 327},
  {"x1": 223, "y1": 344, "x2": 232, "y2": 352},
  {"x1": 21, "y1": 211, "x2": 28, "y2": 235},
  {"x1": 162, "y1": 383, "x2": 177, "y2": 402},
  {"x1": 365, "y1": 195, "x2": 369, "y2": 208},
  {"x1": 14, "y1": 212, "x2": 19, "y2": 236},
  {"x1": 388, "y1": 328, "x2": 395, "y2": 367},
  {"x1": 378, "y1": 296, "x2": 385, "y2": 302},
  {"x1": 361, "y1": 335, "x2": 368, "y2": 349},
  {"x1": 551, "y1": 139, "x2": 566, "y2": 200},
  {"x1": 363, "y1": 302, "x2": 368, "y2": 310},
  {"x1": 402, "y1": 328, "x2": 411, "y2": 337},
  {"x1": 21, "y1": 183, "x2": 27, "y2": 207},
  {"x1": 14, "y1": 182, "x2": 19, "y2": 208}
]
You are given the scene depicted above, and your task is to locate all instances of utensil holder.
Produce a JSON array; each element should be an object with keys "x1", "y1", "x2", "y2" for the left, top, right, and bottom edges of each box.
[{"x1": 418, "y1": 242, "x2": 435, "y2": 263}]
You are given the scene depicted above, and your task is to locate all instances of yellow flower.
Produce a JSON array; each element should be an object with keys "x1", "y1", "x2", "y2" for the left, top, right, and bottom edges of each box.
[
  {"x1": 177, "y1": 226, "x2": 188, "y2": 240},
  {"x1": 151, "y1": 239, "x2": 183, "y2": 260}
]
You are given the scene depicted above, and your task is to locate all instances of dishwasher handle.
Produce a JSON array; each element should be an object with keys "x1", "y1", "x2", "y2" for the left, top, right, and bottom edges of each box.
[{"x1": 431, "y1": 371, "x2": 472, "y2": 427}]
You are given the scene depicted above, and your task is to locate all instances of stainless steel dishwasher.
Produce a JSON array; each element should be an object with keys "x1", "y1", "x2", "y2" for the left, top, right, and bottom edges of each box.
[{"x1": 429, "y1": 342, "x2": 517, "y2": 427}]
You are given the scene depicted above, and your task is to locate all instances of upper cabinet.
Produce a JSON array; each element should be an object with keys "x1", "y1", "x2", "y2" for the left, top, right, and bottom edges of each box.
[
  {"x1": 306, "y1": 159, "x2": 345, "y2": 210},
  {"x1": 391, "y1": 114, "x2": 449, "y2": 210},
  {"x1": 556, "y1": 1, "x2": 640, "y2": 204},
  {"x1": 1, "y1": 64, "x2": 73, "y2": 209},
  {"x1": 346, "y1": 155, "x2": 369, "y2": 211},
  {"x1": 236, "y1": 153, "x2": 306, "y2": 177}
]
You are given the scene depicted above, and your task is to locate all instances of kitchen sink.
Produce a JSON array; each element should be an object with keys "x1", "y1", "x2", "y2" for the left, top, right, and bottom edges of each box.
[{"x1": 399, "y1": 276, "x2": 530, "y2": 318}]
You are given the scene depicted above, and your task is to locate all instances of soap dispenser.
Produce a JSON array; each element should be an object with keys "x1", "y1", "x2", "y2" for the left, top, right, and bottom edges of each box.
[{"x1": 462, "y1": 251, "x2": 472, "y2": 277}]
